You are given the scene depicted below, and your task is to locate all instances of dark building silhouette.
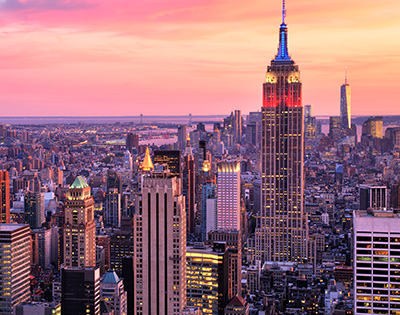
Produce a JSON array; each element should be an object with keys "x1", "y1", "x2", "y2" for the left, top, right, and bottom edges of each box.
[
  {"x1": 153, "y1": 150, "x2": 181, "y2": 177},
  {"x1": 126, "y1": 133, "x2": 139, "y2": 151}
]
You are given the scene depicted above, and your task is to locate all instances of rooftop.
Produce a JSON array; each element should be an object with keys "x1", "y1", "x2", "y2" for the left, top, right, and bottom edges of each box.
[{"x1": 69, "y1": 176, "x2": 89, "y2": 189}]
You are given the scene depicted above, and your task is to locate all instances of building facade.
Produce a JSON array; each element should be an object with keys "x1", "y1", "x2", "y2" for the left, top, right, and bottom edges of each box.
[
  {"x1": 134, "y1": 173, "x2": 187, "y2": 315},
  {"x1": 0, "y1": 170, "x2": 10, "y2": 223},
  {"x1": 64, "y1": 176, "x2": 96, "y2": 268},
  {"x1": 255, "y1": 2, "x2": 308, "y2": 263}
]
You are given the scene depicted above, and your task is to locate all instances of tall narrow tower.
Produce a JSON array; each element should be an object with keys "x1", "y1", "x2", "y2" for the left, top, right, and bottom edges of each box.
[
  {"x1": 255, "y1": 1, "x2": 307, "y2": 263},
  {"x1": 64, "y1": 176, "x2": 96, "y2": 267},
  {"x1": 340, "y1": 69, "x2": 351, "y2": 129}
]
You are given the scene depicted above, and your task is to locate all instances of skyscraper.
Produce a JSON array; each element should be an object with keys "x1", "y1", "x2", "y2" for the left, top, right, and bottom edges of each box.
[
  {"x1": 340, "y1": 71, "x2": 351, "y2": 129},
  {"x1": 134, "y1": 173, "x2": 187, "y2": 315},
  {"x1": 177, "y1": 125, "x2": 187, "y2": 151},
  {"x1": 104, "y1": 188, "x2": 121, "y2": 228},
  {"x1": 255, "y1": 1, "x2": 307, "y2": 263},
  {"x1": 24, "y1": 192, "x2": 45, "y2": 230},
  {"x1": 126, "y1": 133, "x2": 139, "y2": 152},
  {"x1": 0, "y1": 170, "x2": 10, "y2": 223},
  {"x1": 64, "y1": 176, "x2": 96, "y2": 267},
  {"x1": 0, "y1": 224, "x2": 31, "y2": 315},
  {"x1": 154, "y1": 150, "x2": 181, "y2": 177},
  {"x1": 216, "y1": 161, "x2": 240, "y2": 231}
]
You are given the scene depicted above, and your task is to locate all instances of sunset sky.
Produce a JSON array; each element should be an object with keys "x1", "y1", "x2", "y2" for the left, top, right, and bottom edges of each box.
[{"x1": 1, "y1": 0, "x2": 400, "y2": 117}]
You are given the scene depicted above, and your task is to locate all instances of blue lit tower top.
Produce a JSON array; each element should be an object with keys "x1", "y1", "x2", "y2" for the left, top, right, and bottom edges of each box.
[{"x1": 274, "y1": 0, "x2": 291, "y2": 62}]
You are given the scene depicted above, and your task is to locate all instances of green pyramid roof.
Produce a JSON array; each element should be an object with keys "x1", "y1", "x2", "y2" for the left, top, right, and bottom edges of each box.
[
  {"x1": 102, "y1": 269, "x2": 120, "y2": 284},
  {"x1": 70, "y1": 176, "x2": 89, "y2": 189}
]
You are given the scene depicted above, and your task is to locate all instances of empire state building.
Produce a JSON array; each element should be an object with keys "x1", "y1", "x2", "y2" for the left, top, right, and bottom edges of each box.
[{"x1": 255, "y1": 1, "x2": 308, "y2": 263}]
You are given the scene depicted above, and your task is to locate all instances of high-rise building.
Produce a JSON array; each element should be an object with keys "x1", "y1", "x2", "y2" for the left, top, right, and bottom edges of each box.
[
  {"x1": 126, "y1": 133, "x2": 139, "y2": 151},
  {"x1": 64, "y1": 176, "x2": 96, "y2": 267},
  {"x1": 154, "y1": 150, "x2": 181, "y2": 177},
  {"x1": 24, "y1": 192, "x2": 45, "y2": 230},
  {"x1": 340, "y1": 72, "x2": 351, "y2": 129},
  {"x1": 0, "y1": 170, "x2": 10, "y2": 223},
  {"x1": 201, "y1": 181, "x2": 216, "y2": 242},
  {"x1": 61, "y1": 267, "x2": 100, "y2": 315},
  {"x1": 177, "y1": 125, "x2": 187, "y2": 151},
  {"x1": 353, "y1": 210, "x2": 400, "y2": 314},
  {"x1": 362, "y1": 116, "x2": 383, "y2": 139},
  {"x1": 134, "y1": 173, "x2": 187, "y2": 315},
  {"x1": 304, "y1": 105, "x2": 316, "y2": 140},
  {"x1": 329, "y1": 116, "x2": 342, "y2": 141},
  {"x1": 183, "y1": 153, "x2": 195, "y2": 235},
  {"x1": 359, "y1": 185, "x2": 387, "y2": 210},
  {"x1": 121, "y1": 257, "x2": 135, "y2": 315},
  {"x1": 104, "y1": 188, "x2": 121, "y2": 228},
  {"x1": 107, "y1": 170, "x2": 122, "y2": 194},
  {"x1": 216, "y1": 161, "x2": 240, "y2": 231},
  {"x1": 0, "y1": 224, "x2": 30, "y2": 315},
  {"x1": 246, "y1": 122, "x2": 258, "y2": 146},
  {"x1": 255, "y1": 2, "x2": 308, "y2": 263},
  {"x1": 110, "y1": 217, "x2": 134, "y2": 274},
  {"x1": 186, "y1": 242, "x2": 228, "y2": 314},
  {"x1": 233, "y1": 110, "x2": 242, "y2": 143},
  {"x1": 100, "y1": 269, "x2": 127, "y2": 315}
]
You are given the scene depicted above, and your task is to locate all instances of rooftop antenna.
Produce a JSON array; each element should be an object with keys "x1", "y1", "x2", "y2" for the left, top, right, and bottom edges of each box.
[
  {"x1": 282, "y1": 0, "x2": 286, "y2": 24},
  {"x1": 345, "y1": 67, "x2": 348, "y2": 84}
]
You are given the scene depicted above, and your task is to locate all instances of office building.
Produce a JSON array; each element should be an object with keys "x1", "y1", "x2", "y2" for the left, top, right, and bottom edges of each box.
[
  {"x1": 178, "y1": 125, "x2": 187, "y2": 151},
  {"x1": 233, "y1": 110, "x2": 242, "y2": 143},
  {"x1": 362, "y1": 116, "x2": 383, "y2": 139},
  {"x1": 0, "y1": 224, "x2": 30, "y2": 315},
  {"x1": 359, "y1": 185, "x2": 387, "y2": 210},
  {"x1": 255, "y1": 1, "x2": 308, "y2": 263},
  {"x1": 246, "y1": 122, "x2": 258, "y2": 146},
  {"x1": 154, "y1": 150, "x2": 181, "y2": 177},
  {"x1": 216, "y1": 161, "x2": 240, "y2": 231},
  {"x1": 186, "y1": 242, "x2": 228, "y2": 315},
  {"x1": 107, "y1": 170, "x2": 122, "y2": 194},
  {"x1": 329, "y1": 116, "x2": 342, "y2": 141},
  {"x1": 64, "y1": 176, "x2": 96, "y2": 267},
  {"x1": 100, "y1": 269, "x2": 127, "y2": 315},
  {"x1": 110, "y1": 217, "x2": 134, "y2": 274},
  {"x1": 104, "y1": 188, "x2": 121, "y2": 228},
  {"x1": 353, "y1": 210, "x2": 400, "y2": 314},
  {"x1": 134, "y1": 173, "x2": 187, "y2": 315},
  {"x1": 61, "y1": 267, "x2": 100, "y2": 315},
  {"x1": 183, "y1": 152, "x2": 195, "y2": 235},
  {"x1": 340, "y1": 72, "x2": 351, "y2": 129},
  {"x1": 121, "y1": 257, "x2": 135, "y2": 315},
  {"x1": 201, "y1": 181, "x2": 216, "y2": 242},
  {"x1": 304, "y1": 105, "x2": 316, "y2": 140},
  {"x1": 126, "y1": 133, "x2": 139, "y2": 151},
  {"x1": 208, "y1": 230, "x2": 242, "y2": 299},
  {"x1": 31, "y1": 227, "x2": 52, "y2": 269},
  {"x1": 224, "y1": 295, "x2": 249, "y2": 315},
  {"x1": 24, "y1": 192, "x2": 45, "y2": 230},
  {"x1": 0, "y1": 171, "x2": 10, "y2": 224}
]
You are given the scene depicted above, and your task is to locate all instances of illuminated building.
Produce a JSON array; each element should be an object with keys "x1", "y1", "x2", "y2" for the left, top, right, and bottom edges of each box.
[
  {"x1": 140, "y1": 147, "x2": 154, "y2": 172},
  {"x1": 24, "y1": 192, "x2": 45, "y2": 230},
  {"x1": 0, "y1": 170, "x2": 10, "y2": 223},
  {"x1": 64, "y1": 176, "x2": 96, "y2": 267},
  {"x1": 110, "y1": 217, "x2": 134, "y2": 274},
  {"x1": 61, "y1": 267, "x2": 100, "y2": 315},
  {"x1": 329, "y1": 116, "x2": 342, "y2": 141},
  {"x1": 207, "y1": 230, "x2": 242, "y2": 299},
  {"x1": 362, "y1": 116, "x2": 383, "y2": 139},
  {"x1": 105, "y1": 188, "x2": 121, "y2": 228},
  {"x1": 304, "y1": 105, "x2": 316, "y2": 140},
  {"x1": 100, "y1": 269, "x2": 127, "y2": 315},
  {"x1": 359, "y1": 185, "x2": 387, "y2": 210},
  {"x1": 154, "y1": 150, "x2": 181, "y2": 177},
  {"x1": 186, "y1": 242, "x2": 228, "y2": 315},
  {"x1": 353, "y1": 210, "x2": 400, "y2": 314},
  {"x1": 0, "y1": 224, "x2": 30, "y2": 315},
  {"x1": 216, "y1": 161, "x2": 240, "y2": 231},
  {"x1": 340, "y1": 72, "x2": 351, "y2": 129},
  {"x1": 255, "y1": 1, "x2": 308, "y2": 263},
  {"x1": 134, "y1": 172, "x2": 186, "y2": 315}
]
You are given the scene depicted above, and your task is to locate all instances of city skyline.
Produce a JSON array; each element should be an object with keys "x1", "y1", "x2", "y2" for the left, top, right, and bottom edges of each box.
[{"x1": 0, "y1": 0, "x2": 399, "y2": 117}]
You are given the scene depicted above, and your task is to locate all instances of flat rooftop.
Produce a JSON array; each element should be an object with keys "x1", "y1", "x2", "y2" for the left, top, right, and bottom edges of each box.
[{"x1": 0, "y1": 224, "x2": 29, "y2": 232}]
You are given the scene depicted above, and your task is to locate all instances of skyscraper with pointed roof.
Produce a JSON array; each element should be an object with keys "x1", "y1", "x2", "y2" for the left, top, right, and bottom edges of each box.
[
  {"x1": 255, "y1": 0, "x2": 308, "y2": 263},
  {"x1": 340, "y1": 70, "x2": 351, "y2": 129},
  {"x1": 64, "y1": 176, "x2": 96, "y2": 267}
]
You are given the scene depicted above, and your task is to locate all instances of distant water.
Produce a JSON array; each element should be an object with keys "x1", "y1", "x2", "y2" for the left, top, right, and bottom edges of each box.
[{"x1": 0, "y1": 116, "x2": 225, "y2": 126}]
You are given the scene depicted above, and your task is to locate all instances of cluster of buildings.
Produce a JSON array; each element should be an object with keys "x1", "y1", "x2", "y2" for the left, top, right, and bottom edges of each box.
[{"x1": 1, "y1": 2, "x2": 400, "y2": 315}]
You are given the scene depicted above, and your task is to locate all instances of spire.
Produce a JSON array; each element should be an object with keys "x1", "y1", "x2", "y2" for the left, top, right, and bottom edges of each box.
[
  {"x1": 282, "y1": 0, "x2": 286, "y2": 24},
  {"x1": 345, "y1": 67, "x2": 348, "y2": 84},
  {"x1": 274, "y1": 0, "x2": 291, "y2": 62},
  {"x1": 140, "y1": 147, "x2": 154, "y2": 172}
]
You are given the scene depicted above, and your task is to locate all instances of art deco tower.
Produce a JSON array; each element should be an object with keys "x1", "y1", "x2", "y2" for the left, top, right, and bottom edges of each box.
[
  {"x1": 64, "y1": 176, "x2": 96, "y2": 267},
  {"x1": 340, "y1": 70, "x2": 351, "y2": 129},
  {"x1": 255, "y1": 1, "x2": 307, "y2": 263}
]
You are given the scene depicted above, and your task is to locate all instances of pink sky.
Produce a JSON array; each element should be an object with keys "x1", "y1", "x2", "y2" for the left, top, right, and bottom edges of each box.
[{"x1": 1, "y1": 0, "x2": 400, "y2": 117}]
